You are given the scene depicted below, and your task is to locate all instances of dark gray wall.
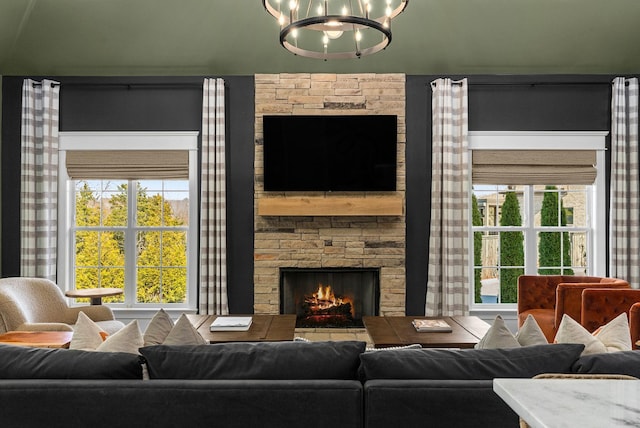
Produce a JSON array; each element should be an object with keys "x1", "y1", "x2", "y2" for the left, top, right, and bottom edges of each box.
[
  {"x1": 405, "y1": 75, "x2": 613, "y2": 315},
  {"x1": 2, "y1": 74, "x2": 621, "y2": 315},
  {"x1": 1, "y1": 76, "x2": 255, "y2": 314}
]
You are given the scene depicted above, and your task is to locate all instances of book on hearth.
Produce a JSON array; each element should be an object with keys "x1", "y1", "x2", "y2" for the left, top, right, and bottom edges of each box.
[
  {"x1": 412, "y1": 319, "x2": 452, "y2": 333},
  {"x1": 210, "y1": 316, "x2": 253, "y2": 332}
]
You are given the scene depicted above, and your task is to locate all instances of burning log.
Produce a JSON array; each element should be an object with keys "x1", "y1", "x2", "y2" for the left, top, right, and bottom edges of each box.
[
  {"x1": 298, "y1": 284, "x2": 356, "y2": 327},
  {"x1": 303, "y1": 300, "x2": 353, "y2": 316}
]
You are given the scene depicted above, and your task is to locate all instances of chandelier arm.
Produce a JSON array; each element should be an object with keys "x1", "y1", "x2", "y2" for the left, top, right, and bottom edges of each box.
[{"x1": 304, "y1": 0, "x2": 312, "y2": 19}]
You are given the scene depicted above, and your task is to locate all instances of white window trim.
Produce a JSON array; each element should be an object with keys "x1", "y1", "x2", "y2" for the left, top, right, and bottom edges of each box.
[
  {"x1": 57, "y1": 131, "x2": 199, "y2": 311},
  {"x1": 468, "y1": 131, "x2": 608, "y2": 314}
]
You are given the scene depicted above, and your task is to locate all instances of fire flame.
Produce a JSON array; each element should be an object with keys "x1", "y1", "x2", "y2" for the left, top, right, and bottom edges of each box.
[
  {"x1": 304, "y1": 283, "x2": 354, "y2": 317},
  {"x1": 312, "y1": 284, "x2": 345, "y2": 309},
  {"x1": 299, "y1": 283, "x2": 356, "y2": 326}
]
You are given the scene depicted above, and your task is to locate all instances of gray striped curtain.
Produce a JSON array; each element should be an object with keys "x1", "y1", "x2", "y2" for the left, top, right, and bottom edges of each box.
[
  {"x1": 20, "y1": 79, "x2": 60, "y2": 280},
  {"x1": 200, "y1": 78, "x2": 229, "y2": 314},
  {"x1": 425, "y1": 78, "x2": 470, "y2": 316},
  {"x1": 610, "y1": 77, "x2": 640, "y2": 288}
]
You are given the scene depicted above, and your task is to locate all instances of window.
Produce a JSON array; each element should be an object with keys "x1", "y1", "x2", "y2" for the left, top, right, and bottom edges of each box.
[
  {"x1": 58, "y1": 132, "x2": 199, "y2": 309},
  {"x1": 469, "y1": 132, "x2": 607, "y2": 308}
]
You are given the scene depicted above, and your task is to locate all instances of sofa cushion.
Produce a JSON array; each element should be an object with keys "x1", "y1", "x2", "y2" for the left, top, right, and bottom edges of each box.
[
  {"x1": 474, "y1": 315, "x2": 520, "y2": 349},
  {"x1": 97, "y1": 320, "x2": 144, "y2": 354},
  {"x1": 0, "y1": 343, "x2": 143, "y2": 379},
  {"x1": 516, "y1": 314, "x2": 550, "y2": 346},
  {"x1": 143, "y1": 308, "x2": 174, "y2": 346},
  {"x1": 475, "y1": 315, "x2": 547, "y2": 349},
  {"x1": 140, "y1": 340, "x2": 366, "y2": 380},
  {"x1": 572, "y1": 350, "x2": 640, "y2": 378},
  {"x1": 161, "y1": 314, "x2": 207, "y2": 346},
  {"x1": 358, "y1": 343, "x2": 584, "y2": 381},
  {"x1": 70, "y1": 312, "x2": 144, "y2": 354},
  {"x1": 70, "y1": 311, "x2": 107, "y2": 350},
  {"x1": 555, "y1": 313, "x2": 632, "y2": 355}
]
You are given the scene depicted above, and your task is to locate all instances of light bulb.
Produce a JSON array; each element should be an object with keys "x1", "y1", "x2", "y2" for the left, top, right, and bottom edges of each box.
[
  {"x1": 279, "y1": 13, "x2": 285, "y2": 25},
  {"x1": 386, "y1": 6, "x2": 392, "y2": 16},
  {"x1": 323, "y1": 34, "x2": 329, "y2": 45},
  {"x1": 289, "y1": 0, "x2": 297, "y2": 10},
  {"x1": 324, "y1": 28, "x2": 343, "y2": 39},
  {"x1": 317, "y1": 5, "x2": 323, "y2": 15},
  {"x1": 325, "y1": 19, "x2": 343, "y2": 40},
  {"x1": 355, "y1": 30, "x2": 362, "y2": 42},
  {"x1": 342, "y1": 6, "x2": 347, "y2": 15},
  {"x1": 291, "y1": 28, "x2": 298, "y2": 38}
]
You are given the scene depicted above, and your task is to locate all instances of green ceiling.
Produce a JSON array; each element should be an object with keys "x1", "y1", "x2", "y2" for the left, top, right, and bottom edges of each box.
[{"x1": 1, "y1": 0, "x2": 639, "y2": 76}]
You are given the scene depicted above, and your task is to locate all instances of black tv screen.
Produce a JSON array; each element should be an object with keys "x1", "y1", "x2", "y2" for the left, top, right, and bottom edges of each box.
[{"x1": 262, "y1": 115, "x2": 397, "y2": 191}]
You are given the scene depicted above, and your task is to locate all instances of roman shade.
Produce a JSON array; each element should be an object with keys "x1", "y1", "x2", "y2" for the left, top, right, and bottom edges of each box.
[
  {"x1": 472, "y1": 150, "x2": 597, "y2": 185},
  {"x1": 65, "y1": 150, "x2": 189, "y2": 179}
]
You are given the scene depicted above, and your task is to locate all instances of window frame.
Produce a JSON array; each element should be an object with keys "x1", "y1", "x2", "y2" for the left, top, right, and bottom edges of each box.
[
  {"x1": 468, "y1": 131, "x2": 607, "y2": 311},
  {"x1": 58, "y1": 131, "x2": 199, "y2": 311}
]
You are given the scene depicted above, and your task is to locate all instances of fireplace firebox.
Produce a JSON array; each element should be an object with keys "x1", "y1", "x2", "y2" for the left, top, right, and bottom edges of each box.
[{"x1": 280, "y1": 268, "x2": 380, "y2": 328}]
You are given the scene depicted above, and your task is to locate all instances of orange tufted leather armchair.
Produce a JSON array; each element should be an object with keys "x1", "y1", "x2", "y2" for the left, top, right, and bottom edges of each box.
[
  {"x1": 632, "y1": 303, "x2": 640, "y2": 349},
  {"x1": 581, "y1": 288, "x2": 640, "y2": 349},
  {"x1": 517, "y1": 275, "x2": 630, "y2": 342}
]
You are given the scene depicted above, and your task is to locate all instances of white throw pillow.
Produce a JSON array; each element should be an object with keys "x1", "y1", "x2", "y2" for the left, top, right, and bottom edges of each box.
[
  {"x1": 555, "y1": 313, "x2": 632, "y2": 356},
  {"x1": 475, "y1": 314, "x2": 547, "y2": 349},
  {"x1": 70, "y1": 311, "x2": 106, "y2": 351},
  {"x1": 70, "y1": 311, "x2": 143, "y2": 355},
  {"x1": 96, "y1": 320, "x2": 144, "y2": 354},
  {"x1": 515, "y1": 314, "x2": 549, "y2": 347},
  {"x1": 162, "y1": 314, "x2": 208, "y2": 346},
  {"x1": 475, "y1": 315, "x2": 520, "y2": 349},
  {"x1": 143, "y1": 308, "x2": 175, "y2": 346}
]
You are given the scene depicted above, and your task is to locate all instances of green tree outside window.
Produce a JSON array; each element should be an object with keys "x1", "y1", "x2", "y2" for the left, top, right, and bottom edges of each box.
[
  {"x1": 472, "y1": 194, "x2": 483, "y2": 303},
  {"x1": 499, "y1": 191, "x2": 524, "y2": 303},
  {"x1": 74, "y1": 180, "x2": 187, "y2": 304},
  {"x1": 538, "y1": 185, "x2": 574, "y2": 275}
]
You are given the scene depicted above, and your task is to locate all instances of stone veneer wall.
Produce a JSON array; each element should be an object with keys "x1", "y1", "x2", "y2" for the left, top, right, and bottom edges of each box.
[{"x1": 254, "y1": 73, "x2": 406, "y2": 316}]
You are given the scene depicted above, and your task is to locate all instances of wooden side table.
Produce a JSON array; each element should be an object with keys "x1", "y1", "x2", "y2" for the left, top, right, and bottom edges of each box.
[
  {"x1": 0, "y1": 331, "x2": 73, "y2": 348},
  {"x1": 65, "y1": 287, "x2": 123, "y2": 305}
]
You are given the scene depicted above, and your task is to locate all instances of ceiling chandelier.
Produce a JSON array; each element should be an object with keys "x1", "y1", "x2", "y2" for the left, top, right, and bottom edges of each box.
[{"x1": 262, "y1": 0, "x2": 409, "y2": 60}]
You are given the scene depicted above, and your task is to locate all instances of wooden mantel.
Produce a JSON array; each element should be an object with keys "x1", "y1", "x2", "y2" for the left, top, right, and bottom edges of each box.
[{"x1": 257, "y1": 195, "x2": 404, "y2": 216}]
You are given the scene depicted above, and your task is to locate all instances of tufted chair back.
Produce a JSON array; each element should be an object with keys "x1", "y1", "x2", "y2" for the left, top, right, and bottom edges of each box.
[
  {"x1": 517, "y1": 275, "x2": 630, "y2": 343},
  {"x1": 555, "y1": 278, "x2": 630, "y2": 330},
  {"x1": 632, "y1": 303, "x2": 640, "y2": 349},
  {"x1": 581, "y1": 288, "x2": 640, "y2": 348}
]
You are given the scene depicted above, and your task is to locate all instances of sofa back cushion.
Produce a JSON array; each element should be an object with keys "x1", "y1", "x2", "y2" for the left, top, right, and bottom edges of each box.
[
  {"x1": 140, "y1": 340, "x2": 366, "y2": 380},
  {"x1": 572, "y1": 350, "x2": 640, "y2": 378},
  {"x1": 358, "y1": 343, "x2": 584, "y2": 381},
  {"x1": 0, "y1": 343, "x2": 143, "y2": 379}
]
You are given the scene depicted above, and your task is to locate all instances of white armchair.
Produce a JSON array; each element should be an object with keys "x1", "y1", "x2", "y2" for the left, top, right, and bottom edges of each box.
[{"x1": 0, "y1": 277, "x2": 124, "y2": 334}]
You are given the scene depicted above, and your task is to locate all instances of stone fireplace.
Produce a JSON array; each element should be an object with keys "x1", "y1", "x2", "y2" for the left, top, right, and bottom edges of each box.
[
  {"x1": 253, "y1": 73, "x2": 406, "y2": 318},
  {"x1": 280, "y1": 267, "x2": 380, "y2": 328}
]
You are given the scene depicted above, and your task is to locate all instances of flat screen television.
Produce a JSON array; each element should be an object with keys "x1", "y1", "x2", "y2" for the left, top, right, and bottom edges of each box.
[{"x1": 262, "y1": 115, "x2": 397, "y2": 192}]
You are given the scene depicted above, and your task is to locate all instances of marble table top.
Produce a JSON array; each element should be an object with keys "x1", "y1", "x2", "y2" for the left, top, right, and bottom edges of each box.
[{"x1": 493, "y1": 378, "x2": 640, "y2": 428}]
